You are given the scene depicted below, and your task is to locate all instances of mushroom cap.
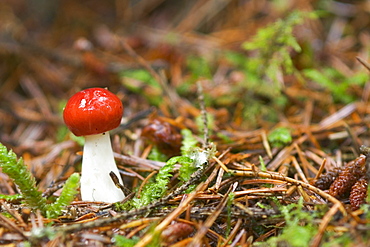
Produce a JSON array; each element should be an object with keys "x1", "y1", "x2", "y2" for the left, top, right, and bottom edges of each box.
[{"x1": 63, "y1": 88, "x2": 123, "y2": 136}]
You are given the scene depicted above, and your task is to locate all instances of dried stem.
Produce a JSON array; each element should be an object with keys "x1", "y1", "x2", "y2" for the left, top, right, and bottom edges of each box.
[
  {"x1": 229, "y1": 169, "x2": 347, "y2": 215},
  {"x1": 197, "y1": 81, "x2": 209, "y2": 148}
]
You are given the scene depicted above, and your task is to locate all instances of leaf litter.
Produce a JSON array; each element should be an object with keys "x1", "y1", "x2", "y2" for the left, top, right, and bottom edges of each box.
[{"x1": 0, "y1": 0, "x2": 370, "y2": 246}]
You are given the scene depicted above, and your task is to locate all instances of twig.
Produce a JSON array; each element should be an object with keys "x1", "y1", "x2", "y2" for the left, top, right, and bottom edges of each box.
[
  {"x1": 267, "y1": 135, "x2": 310, "y2": 170},
  {"x1": 229, "y1": 169, "x2": 347, "y2": 215},
  {"x1": 0, "y1": 207, "x2": 28, "y2": 239},
  {"x1": 197, "y1": 81, "x2": 209, "y2": 148},
  {"x1": 134, "y1": 183, "x2": 204, "y2": 247},
  {"x1": 356, "y1": 57, "x2": 370, "y2": 72},
  {"x1": 188, "y1": 182, "x2": 237, "y2": 247},
  {"x1": 114, "y1": 153, "x2": 166, "y2": 170},
  {"x1": 213, "y1": 156, "x2": 229, "y2": 173},
  {"x1": 291, "y1": 156, "x2": 309, "y2": 183},
  {"x1": 344, "y1": 122, "x2": 361, "y2": 156},
  {"x1": 221, "y1": 219, "x2": 243, "y2": 247},
  {"x1": 118, "y1": 38, "x2": 181, "y2": 115},
  {"x1": 261, "y1": 130, "x2": 273, "y2": 159},
  {"x1": 109, "y1": 171, "x2": 132, "y2": 195},
  {"x1": 310, "y1": 203, "x2": 341, "y2": 247},
  {"x1": 56, "y1": 159, "x2": 216, "y2": 233},
  {"x1": 319, "y1": 103, "x2": 357, "y2": 129},
  {"x1": 314, "y1": 158, "x2": 327, "y2": 181}
]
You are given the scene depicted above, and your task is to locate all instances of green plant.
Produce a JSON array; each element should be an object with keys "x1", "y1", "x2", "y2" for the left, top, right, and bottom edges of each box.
[
  {"x1": 256, "y1": 199, "x2": 318, "y2": 247},
  {"x1": 303, "y1": 68, "x2": 369, "y2": 104},
  {"x1": 120, "y1": 69, "x2": 162, "y2": 105},
  {"x1": 113, "y1": 235, "x2": 139, "y2": 247},
  {"x1": 130, "y1": 155, "x2": 194, "y2": 208},
  {"x1": 186, "y1": 55, "x2": 213, "y2": 80},
  {"x1": 0, "y1": 194, "x2": 22, "y2": 201},
  {"x1": 259, "y1": 156, "x2": 267, "y2": 172},
  {"x1": 242, "y1": 11, "x2": 317, "y2": 85},
  {"x1": 221, "y1": 11, "x2": 318, "y2": 127},
  {"x1": 178, "y1": 129, "x2": 199, "y2": 183},
  {"x1": 268, "y1": 127, "x2": 292, "y2": 148},
  {"x1": 148, "y1": 146, "x2": 168, "y2": 162},
  {"x1": 321, "y1": 231, "x2": 353, "y2": 247},
  {"x1": 180, "y1": 129, "x2": 199, "y2": 156},
  {"x1": 0, "y1": 143, "x2": 48, "y2": 212},
  {"x1": 225, "y1": 192, "x2": 235, "y2": 237},
  {"x1": 0, "y1": 143, "x2": 80, "y2": 218},
  {"x1": 119, "y1": 129, "x2": 211, "y2": 209},
  {"x1": 45, "y1": 173, "x2": 80, "y2": 218}
]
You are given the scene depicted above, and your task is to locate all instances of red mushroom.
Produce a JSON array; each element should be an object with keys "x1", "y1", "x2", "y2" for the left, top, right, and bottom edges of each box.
[{"x1": 63, "y1": 88, "x2": 125, "y2": 203}]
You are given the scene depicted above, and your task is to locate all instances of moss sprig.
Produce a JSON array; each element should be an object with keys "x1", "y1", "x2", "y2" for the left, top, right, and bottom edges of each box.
[
  {"x1": 0, "y1": 194, "x2": 23, "y2": 201},
  {"x1": 0, "y1": 143, "x2": 79, "y2": 218},
  {"x1": 0, "y1": 143, "x2": 48, "y2": 212}
]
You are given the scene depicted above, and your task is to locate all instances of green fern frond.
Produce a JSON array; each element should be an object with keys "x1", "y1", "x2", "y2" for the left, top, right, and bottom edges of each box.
[
  {"x1": 130, "y1": 130, "x2": 214, "y2": 208},
  {"x1": 0, "y1": 194, "x2": 23, "y2": 201},
  {"x1": 132, "y1": 157, "x2": 182, "y2": 207},
  {"x1": 0, "y1": 143, "x2": 80, "y2": 219},
  {"x1": 45, "y1": 173, "x2": 80, "y2": 218},
  {"x1": 0, "y1": 144, "x2": 47, "y2": 212}
]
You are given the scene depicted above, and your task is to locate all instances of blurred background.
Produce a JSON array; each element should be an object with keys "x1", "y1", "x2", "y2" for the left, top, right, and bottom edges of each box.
[{"x1": 0, "y1": 0, "x2": 369, "y2": 174}]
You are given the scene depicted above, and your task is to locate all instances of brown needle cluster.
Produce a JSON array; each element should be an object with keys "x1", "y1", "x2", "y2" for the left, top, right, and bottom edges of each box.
[
  {"x1": 314, "y1": 155, "x2": 368, "y2": 210},
  {"x1": 314, "y1": 167, "x2": 343, "y2": 191}
]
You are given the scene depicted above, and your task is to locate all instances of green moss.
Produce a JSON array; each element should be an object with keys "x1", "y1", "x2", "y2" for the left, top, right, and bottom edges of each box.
[
  {"x1": 120, "y1": 69, "x2": 162, "y2": 105},
  {"x1": 268, "y1": 127, "x2": 292, "y2": 148},
  {"x1": 303, "y1": 68, "x2": 369, "y2": 104},
  {"x1": 255, "y1": 199, "x2": 319, "y2": 247},
  {"x1": 180, "y1": 129, "x2": 199, "y2": 156}
]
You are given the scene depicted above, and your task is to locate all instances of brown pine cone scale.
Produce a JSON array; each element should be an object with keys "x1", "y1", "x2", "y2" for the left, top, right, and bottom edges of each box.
[
  {"x1": 314, "y1": 167, "x2": 342, "y2": 190},
  {"x1": 329, "y1": 155, "x2": 366, "y2": 198},
  {"x1": 349, "y1": 176, "x2": 368, "y2": 211}
]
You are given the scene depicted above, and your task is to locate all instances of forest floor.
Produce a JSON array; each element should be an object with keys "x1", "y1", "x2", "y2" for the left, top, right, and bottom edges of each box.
[{"x1": 0, "y1": 0, "x2": 370, "y2": 246}]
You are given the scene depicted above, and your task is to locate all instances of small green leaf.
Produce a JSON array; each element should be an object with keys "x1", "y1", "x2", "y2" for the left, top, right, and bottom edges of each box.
[
  {"x1": 268, "y1": 127, "x2": 292, "y2": 148},
  {"x1": 113, "y1": 235, "x2": 139, "y2": 247}
]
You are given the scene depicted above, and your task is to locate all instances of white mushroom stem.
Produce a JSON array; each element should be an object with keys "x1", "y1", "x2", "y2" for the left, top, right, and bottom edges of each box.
[{"x1": 80, "y1": 132, "x2": 125, "y2": 203}]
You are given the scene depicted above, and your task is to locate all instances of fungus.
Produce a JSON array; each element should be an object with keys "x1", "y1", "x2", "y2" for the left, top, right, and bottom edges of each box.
[{"x1": 63, "y1": 87, "x2": 125, "y2": 203}]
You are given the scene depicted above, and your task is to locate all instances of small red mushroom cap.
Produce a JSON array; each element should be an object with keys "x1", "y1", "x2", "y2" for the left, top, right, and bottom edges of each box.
[{"x1": 63, "y1": 88, "x2": 123, "y2": 136}]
